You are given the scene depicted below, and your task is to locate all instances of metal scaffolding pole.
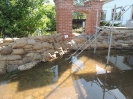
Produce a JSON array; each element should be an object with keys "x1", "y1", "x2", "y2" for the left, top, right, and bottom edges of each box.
[
  {"x1": 94, "y1": 7, "x2": 99, "y2": 54},
  {"x1": 107, "y1": 4, "x2": 116, "y2": 64}
]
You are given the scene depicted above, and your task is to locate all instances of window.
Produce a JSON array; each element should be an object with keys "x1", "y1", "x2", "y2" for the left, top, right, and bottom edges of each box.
[
  {"x1": 111, "y1": 7, "x2": 122, "y2": 20},
  {"x1": 131, "y1": 5, "x2": 133, "y2": 20},
  {"x1": 101, "y1": 10, "x2": 106, "y2": 20}
]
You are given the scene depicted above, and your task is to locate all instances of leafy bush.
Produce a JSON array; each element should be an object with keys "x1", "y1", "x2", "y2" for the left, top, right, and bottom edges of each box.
[
  {"x1": 0, "y1": 0, "x2": 56, "y2": 38},
  {"x1": 100, "y1": 21, "x2": 120, "y2": 27}
]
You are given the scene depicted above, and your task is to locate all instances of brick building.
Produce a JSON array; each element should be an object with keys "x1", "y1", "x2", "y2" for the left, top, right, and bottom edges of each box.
[{"x1": 54, "y1": 0, "x2": 104, "y2": 40}]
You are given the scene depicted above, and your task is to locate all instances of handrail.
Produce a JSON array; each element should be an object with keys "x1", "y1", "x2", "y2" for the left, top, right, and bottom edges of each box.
[
  {"x1": 69, "y1": 30, "x2": 105, "y2": 63},
  {"x1": 65, "y1": 33, "x2": 96, "y2": 61},
  {"x1": 67, "y1": 4, "x2": 133, "y2": 63}
]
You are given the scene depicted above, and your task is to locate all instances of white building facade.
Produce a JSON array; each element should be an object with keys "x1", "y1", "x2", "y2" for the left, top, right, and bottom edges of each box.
[{"x1": 101, "y1": 0, "x2": 133, "y2": 26}]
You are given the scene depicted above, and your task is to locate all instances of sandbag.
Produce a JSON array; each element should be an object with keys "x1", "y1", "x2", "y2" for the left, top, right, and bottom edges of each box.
[
  {"x1": 77, "y1": 43, "x2": 85, "y2": 49},
  {"x1": 48, "y1": 35, "x2": 54, "y2": 43},
  {"x1": 23, "y1": 45, "x2": 33, "y2": 49},
  {"x1": 15, "y1": 38, "x2": 27, "y2": 44},
  {"x1": 18, "y1": 62, "x2": 36, "y2": 71},
  {"x1": 47, "y1": 49, "x2": 56, "y2": 55},
  {"x1": 122, "y1": 44, "x2": 129, "y2": 48},
  {"x1": 54, "y1": 43, "x2": 62, "y2": 50},
  {"x1": 6, "y1": 55, "x2": 22, "y2": 61},
  {"x1": 102, "y1": 41, "x2": 108, "y2": 48},
  {"x1": 8, "y1": 55, "x2": 22, "y2": 61},
  {"x1": 42, "y1": 35, "x2": 49, "y2": 42},
  {"x1": 90, "y1": 43, "x2": 95, "y2": 49},
  {"x1": 113, "y1": 42, "x2": 122, "y2": 46},
  {"x1": 42, "y1": 51, "x2": 51, "y2": 61},
  {"x1": 58, "y1": 49, "x2": 64, "y2": 56},
  {"x1": 0, "y1": 61, "x2": 6, "y2": 69},
  {"x1": 0, "y1": 46, "x2": 13, "y2": 55},
  {"x1": 35, "y1": 49, "x2": 45, "y2": 53},
  {"x1": 0, "y1": 47, "x2": 3, "y2": 53},
  {"x1": 96, "y1": 42, "x2": 104, "y2": 48},
  {"x1": 42, "y1": 42, "x2": 53, "y2": 49},
  {"x1": 7, "y1": 65, "x2": 18, "y2": 72},
  {"x1": 7, "y1": 60, "x2": 23, "y2": 65},
  {"x1": 54, "y1": 33, "x2": 62, "y2": 42},
  {"x1": 60, "y1": 42, "x2": 67, "y2": 49},
  {"x1": 23, "y1": 57, "x2": 32, "y2": 64},
  {"x1": 0, "y1": 39, "x2": 3, "y2": 44},
  {"x1": 12, "y1": 49, "x2": 25, "y2": 55},
  {"x1": 65, "y1": 42, "x2": 72, "y2": 49},
  {"x1": 27, "y1": 39, "x2": 36, "y2": 45},
  {"x1": 13, "y1": 38, "x2": 19, "y2": 41},
  {"x1": 1, "y1": 42, "x2": 11, "y2": 46},
  {"x1": 33, "y1": 53, "x2": 42, "y2": 60},
  {"x1": 26, "y1": 53, "x2": 34, "y2": 57},
  {"x1": 117, "y1": 40, "x2": 125, "y2": 43},
  {"x1": 73, "y1": 38, "x2": 81, "y2": 43},
  {"x1": 128, "y1": 40, "x2": 133, "y2": 44},
  {"x1": 3, "y1": 38, "x2": 13, "y2": 42},
  {"x1": 35, "y1": 36, "x2": 43, "y2": 40},
  {"x1": 111, "y1": 42, "x2": 116, "y2": 47},
  {"x1": 24, "y1": 48, "x2": 33, "y2": 52},
  {"x1": 0, "y1": 69, "x2": 6, "y2": 74},
  {"x1": 116, "y1": 35, "x2": 122, "y2": 39},
  {"x1": 28, "y1": 36, "x2": 37, "y2": 40},
  {"x1": 33, "y1": 42, "x2": 43, "y2": 50},
  {"x1": 71, "y1": 45, "x2": 78, "y2": 50},
  {"x1": 12, "y1": 43, "x2": 26, "y2": 48}
]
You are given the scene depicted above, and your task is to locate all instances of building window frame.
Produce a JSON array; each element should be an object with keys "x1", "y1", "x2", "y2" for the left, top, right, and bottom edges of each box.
[
  {"x1": 131, "y1": 5, "x2": 133, "y2": 20},
  {"x1": 111, "y1": 7, "x2": 122, "y2": 21},
  {"x1": 101, "y1": 10, "x2": 107, "y2": 20}
]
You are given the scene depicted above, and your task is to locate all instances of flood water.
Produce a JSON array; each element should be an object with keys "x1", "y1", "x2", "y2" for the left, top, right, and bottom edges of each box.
[{"x1": 0, "y1": 50, "x2": 133, "y2": 99}]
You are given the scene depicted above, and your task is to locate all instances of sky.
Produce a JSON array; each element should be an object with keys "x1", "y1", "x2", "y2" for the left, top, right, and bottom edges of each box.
[{"x1": 50, "y1": 0, "x2": 54, "y2": 4}]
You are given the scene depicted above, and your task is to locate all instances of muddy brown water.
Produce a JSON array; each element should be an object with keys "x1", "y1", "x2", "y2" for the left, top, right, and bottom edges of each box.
[{"x1": 0, "y1": 49, "x2": 133, "y2": 99}]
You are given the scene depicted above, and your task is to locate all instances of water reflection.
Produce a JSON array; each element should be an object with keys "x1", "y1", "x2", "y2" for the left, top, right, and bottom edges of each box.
[
  {"x1": 107, "y1": 56, "x2": 132, "y2": 70},
  {"x1": 125, "y1": 56, "x2": 133, "y2": 66},
  {"x1": 50, "y1": 65, "x2": 58, "y2": 82},
  {"x1": 73, "y1": 78, "x2": 126, "y2": 99},
  {"x1": 1, "y1": 50, "x2": 133, "y2": 99},
  {"x1": 96, "y1": 64, "x2": 111, "y2": 74},
  {"x1": 71, "y1": 56, "x2": 84, "y2": 72}
]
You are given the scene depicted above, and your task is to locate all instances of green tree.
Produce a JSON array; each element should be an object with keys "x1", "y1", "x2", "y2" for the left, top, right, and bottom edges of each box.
[
  {"x1": 44, "y1": 4, "x2": 56, "y2": 31},
  {"x1": 0, "y1": 0, "x2": 56, "y2": 37},
  {"x1": 73, "y1": 12, "x2": 86, "y2": 19},
  {"x1": 73, "y1": 0, "x2": 86, "y2": 19}
]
